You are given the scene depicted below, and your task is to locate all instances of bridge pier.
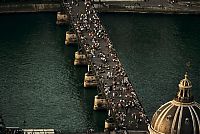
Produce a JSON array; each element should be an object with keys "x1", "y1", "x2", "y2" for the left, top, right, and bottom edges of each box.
[
  {"x1": 93, "y1": 93, "x2": 107, "y2": 110},
  {"x1": 104, "y1": 117, "x2": 115, "y2": 132},
  {"x1": 56, "y1": 11, "x2": 69, "y2": 25},
  {"x1": 74, "y1": 51, "x2": 87, "y2": 66},
  {"x1": 65, "y1": 31, "x2": 77, "y2": 45},
  {"x1": 84, "y1": 65, "x2": 97, "y2": 88}
]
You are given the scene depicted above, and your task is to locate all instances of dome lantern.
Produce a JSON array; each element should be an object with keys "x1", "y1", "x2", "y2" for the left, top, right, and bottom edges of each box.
[{"x1": 174, "y1": 72, "x2": 194, "y2": 103}]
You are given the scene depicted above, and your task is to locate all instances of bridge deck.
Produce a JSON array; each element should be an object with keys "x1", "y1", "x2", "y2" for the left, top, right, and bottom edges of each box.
[{"x1": 62, "y1": 0, "x2": 149, "y2": 131}]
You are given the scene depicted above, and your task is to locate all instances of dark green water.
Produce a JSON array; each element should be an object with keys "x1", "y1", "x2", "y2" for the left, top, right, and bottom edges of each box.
[
  {"x1": 0, "y1": 12, "x2": 200, "y2": 132},
  {"x1": 99, "y1": 13, "x2": 200, "y2": 118},
  {"x1": 0, "y1": 13, "x2": 106, "y2": 132}
]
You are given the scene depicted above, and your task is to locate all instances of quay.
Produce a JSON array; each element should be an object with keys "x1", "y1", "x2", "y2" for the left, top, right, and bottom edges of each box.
[
  {"x1": 0, "y1": 0, "x2": 200, "y2": 14},
  {"x1": 94, "y1": 0, "x2": 200, "y2": 14},
  {"x1": 59, "y1": 0, "x2": 149, "y2": 132},
  {"x1": 0, "y1": 3, "x2": 61, "y2": 13}
]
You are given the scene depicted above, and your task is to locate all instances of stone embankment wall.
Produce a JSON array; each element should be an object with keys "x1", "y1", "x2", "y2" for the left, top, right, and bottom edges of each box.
[
  {"x1": 0, "y1": 3, "x2": 61, "y2": 13},
  {"x1": 96, "y1": 7, "x2": 200, "y2": 14},
  {"x1": 0, "y1": 2, "x2": 200, "y2": 14}
]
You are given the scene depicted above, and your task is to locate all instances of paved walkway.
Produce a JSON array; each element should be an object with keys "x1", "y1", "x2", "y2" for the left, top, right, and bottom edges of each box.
[{"x1": 62, "y1": 0, "x2": 149, "y2": 131}]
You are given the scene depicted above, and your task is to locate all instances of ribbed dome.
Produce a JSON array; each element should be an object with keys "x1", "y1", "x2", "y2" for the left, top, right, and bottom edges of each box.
[
  {"x1": 148, "y1": 73, "x2": 200, "y2": 134},
  {"x1": 149, "y1": 101, "x2": 200, "y2": 134}
]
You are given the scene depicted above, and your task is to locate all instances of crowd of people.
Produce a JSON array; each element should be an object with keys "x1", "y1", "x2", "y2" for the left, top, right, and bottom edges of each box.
[{"x1": 63, "y1": 0, "x2": 149, "y2": 131}]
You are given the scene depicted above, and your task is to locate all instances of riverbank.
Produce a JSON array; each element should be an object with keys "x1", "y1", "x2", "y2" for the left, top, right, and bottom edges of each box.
[
  {"x1": 0, "y1": 1, "x2": 200, "y2": 14},
  {"x1": 94, "y1": 0, "x2": 200, "y2": 15},
  {"x1": 96, "y1": 7, "x2": 200, "y2": 15},
  {"x1": 0, "y1": 3, "x2": 60, "y2": 13}
]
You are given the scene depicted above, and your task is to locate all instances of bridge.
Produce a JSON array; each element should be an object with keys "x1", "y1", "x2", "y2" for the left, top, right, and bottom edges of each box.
[{"x1": 56, "y1": 0, "x2": 150, "y2": 133}]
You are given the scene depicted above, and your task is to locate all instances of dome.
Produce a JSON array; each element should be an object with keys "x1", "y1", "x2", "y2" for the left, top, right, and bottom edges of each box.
[{"x1": 148, "y1": 73, "x2": 200, "y2": 134}]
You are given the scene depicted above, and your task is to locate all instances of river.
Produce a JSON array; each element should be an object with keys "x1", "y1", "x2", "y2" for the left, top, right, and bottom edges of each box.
[{"x1": 0, "y1": 12, "x2": 199, "y2": 132}]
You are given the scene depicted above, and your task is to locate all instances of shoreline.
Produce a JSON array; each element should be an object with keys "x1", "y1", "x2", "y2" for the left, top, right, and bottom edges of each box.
[
  {"x1": 96, "y1": 7, "x2": 200, "y2": 15},
  {"x1": 0, "y1": 2, "x2": 200, "y2": 15},
  {"x1": 0, "y1": 3, "x2": 61, "y2": 13},
  {"x1": 94, "y1": 0, "x2": 200, "y2": 15}
]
